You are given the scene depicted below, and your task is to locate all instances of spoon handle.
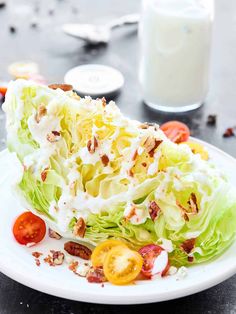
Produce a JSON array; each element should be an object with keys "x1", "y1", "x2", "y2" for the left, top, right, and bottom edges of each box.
[{"x1": 108, "y1": 13, "x2": 140, "y2": 29}]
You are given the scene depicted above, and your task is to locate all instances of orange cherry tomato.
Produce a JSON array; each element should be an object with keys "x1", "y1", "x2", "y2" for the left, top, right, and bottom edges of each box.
[
  {"x1": 91, "y1": 239, "x2": 127, "y2": 268},
  {"x1": 160, "y1": 121, "x2": 190, "y2": 143},
  {"x1": 13, "y1": 211, "x2": 46, "y2": 245},
  {"x1": 0, "y1": 85, "x2": 7, "y2": 97},
  {"x1": 103, "y1": 246, "x2": 143, "y2": 285}
]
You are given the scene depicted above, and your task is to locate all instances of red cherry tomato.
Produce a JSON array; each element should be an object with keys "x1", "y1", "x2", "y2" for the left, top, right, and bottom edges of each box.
[
  {"x1": 160, "y1": 121, "x2": 190, "y2": 143},
  {"x1": 13, "y1": 212, "x2": 46, "y2": 245},
  {"x1": 139, "y1": 244, "x2": 169, "y2": 278}
]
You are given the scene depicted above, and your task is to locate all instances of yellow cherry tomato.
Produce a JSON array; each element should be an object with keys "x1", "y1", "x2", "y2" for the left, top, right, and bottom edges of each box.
[
  {"x1": 103, "y1": 246, "x2": 143, "y2": 285},
  {"x1": 181, "y1": 141, "x2": 209, "y2": 160},
  {"x1": 91, "y1": 239, "x2": 127, "y2": 268}
]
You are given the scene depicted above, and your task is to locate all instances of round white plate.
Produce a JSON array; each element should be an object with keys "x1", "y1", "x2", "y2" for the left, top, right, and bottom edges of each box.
[{"x1": 0, "y1": 139, "x2": 236, "y2": 305}]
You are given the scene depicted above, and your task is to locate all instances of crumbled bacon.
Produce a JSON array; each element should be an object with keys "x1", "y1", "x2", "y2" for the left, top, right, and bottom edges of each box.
[
  {"x1": 188, "y1": 193, "x2": 199, "y2": 214},
  {"x1": 44, "y1": 250, "x2": 64, "y2": 266},
  {"x1": 143, "y1": 137, "x2": 163, "y2": 157},
  {"x1": 44, "y1": 254, "x2": 54, "y2": 266},
  {"x1": 142, "y1": 162, "x2": 147, "y2": 167},
  {"x1": 139, "y1": 122, "x2": 159, "y2": 131},
  {"x1": 48, "y1": 83, "x2": 73, "y2": 92},
  {"x1": 176, "y1": 201, "x2": 190, "y2": 221},
  {"x1": 35, "y1": 259, "x2": 41, "y2": 266},
  {"x1": 101, "y1": 154, "x2": 109, "y2": 166},
  {"x1": 47, "y1": 131, "x2": 61, "y2": 142},
  {"x1": 125, "y1": 205, "x2": 136, "y2": 221},
  {"x1": 64, "y1": 241, "x2": 92, "y2": 260},
  {"x1": 129, "y1": 169, "x2": 134, "y2": 177},
  {"x1": 41, "y1": 167, "x2": 49, "y2": 182},
  {"x1": 86, "y1": 267, "x2": 106, "y2": 283},
  {"x1": 73, "y1": 217, "x2": 86, "y2": 238},
  {"x1": 180, "y1": 238, "x2": 196, "y2": 254},
  {"x1": 32, "y1": 252, "x2": 43, "y2": 258},
  {"x1": 87, "y1": 136, "x2": 98, "y2": 154},
  {"x1": 101, "y1": 97, "x2": 106, "y2": 107},
  {"x1": 69, "y1": 261, "x2": 79, "y2": 272},
  {"x1": 188, "y1": 256, "x2": 194, "y2": 263},
  {"x1": 132, "y1": 150, "x2": 138, "y2": 161},
  {"x1": 207, "y1": 115, "x2": 216, "y2": 126},
  {"x1": 48, "y1": 228, "x2": 62, "y2": 240},
  {"x1": 35, "y1": 104, "x2": 47, "y2": 123},
  {"x1": 148, "y1": 201, "x2": 161, "y2": 221},
  {"x1": 51, "y1": 250, "x2": 64, "y2": 265},
  {"x1": 223, "y1": 127, "x2": 235, "y2": 138}
]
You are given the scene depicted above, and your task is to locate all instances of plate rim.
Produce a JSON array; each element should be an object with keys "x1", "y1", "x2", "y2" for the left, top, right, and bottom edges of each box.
[{"x1": 0, "y1": 139, "x2": 236, "y2": 304}]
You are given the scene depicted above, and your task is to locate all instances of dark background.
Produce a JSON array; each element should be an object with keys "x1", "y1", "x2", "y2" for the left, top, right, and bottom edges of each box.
[{"x1": 0, "y1": 0, "x2": 236, "y2": 313}]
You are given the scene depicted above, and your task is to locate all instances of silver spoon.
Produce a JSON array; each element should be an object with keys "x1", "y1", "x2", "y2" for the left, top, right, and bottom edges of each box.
[{"x1": 62, "y1": 13, "x2": 139, "y2": 45}]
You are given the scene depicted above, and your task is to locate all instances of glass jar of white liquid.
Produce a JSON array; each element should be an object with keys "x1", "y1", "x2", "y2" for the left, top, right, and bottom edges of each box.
[{"x1": 139, "y1": 0, "x2": 214, "y2": 112}]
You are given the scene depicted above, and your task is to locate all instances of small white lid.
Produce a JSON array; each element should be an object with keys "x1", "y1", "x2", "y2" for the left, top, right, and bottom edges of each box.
[{"x1": 64, "y1": 64, "x2": 124, "y2": 96}]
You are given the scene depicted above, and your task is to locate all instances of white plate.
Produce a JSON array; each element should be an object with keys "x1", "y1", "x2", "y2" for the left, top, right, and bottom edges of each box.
[{"x1": 0, "y1": 139, "x2": 236, "y2": 305}]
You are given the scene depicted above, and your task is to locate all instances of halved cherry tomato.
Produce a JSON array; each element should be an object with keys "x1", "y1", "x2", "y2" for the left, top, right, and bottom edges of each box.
[
  {"x1": 91, "y1": 239, "x2": 127, "y2": 268},
  {"x1": 181, "y1": 141, "x2": 209, "y2": 160},
  {"x1": 103, "y1": 246, "x2": 143, "y2": 285},
  {"x1": 160, "y1": 121, "x2": 190, "y2": 143},
  {"x1": 139, "y1": 244, "x2": 169, "y2": 278},
  {"x1": 13, "y1": 211, "x2": 46, "y2": 245}
]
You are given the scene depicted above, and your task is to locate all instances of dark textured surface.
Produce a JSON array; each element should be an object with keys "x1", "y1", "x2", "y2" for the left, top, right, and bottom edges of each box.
[{"x1": 0, "y1": 0, "x2": 236, "y2": 313}]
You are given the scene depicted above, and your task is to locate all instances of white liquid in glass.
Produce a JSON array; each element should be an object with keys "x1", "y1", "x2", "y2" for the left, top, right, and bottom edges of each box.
[{"x1": 139, "y1": 0, "x2": 214, "y2": 112}]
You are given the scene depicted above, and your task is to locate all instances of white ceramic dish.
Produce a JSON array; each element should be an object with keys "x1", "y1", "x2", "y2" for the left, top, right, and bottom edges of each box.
[{"x1": 0, "y1": 139, "x2": 235, "y2": 305}]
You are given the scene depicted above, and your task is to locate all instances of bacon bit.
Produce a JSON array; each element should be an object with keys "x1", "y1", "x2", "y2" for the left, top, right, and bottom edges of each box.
[
  {"x1": 148, "y1": 201, "x2": 161, "y2": 221},
  {"x1": 87, "y1": 136, "x2": 98, "y2": 154},
  {"x1": 64, "y1": 241, "x2": 92, "y2": 260},
  {"x1": 69, "y1": 260, "x2": 79, "y2": 272},
  {"x1": 41, "y1": 167, "x2": 49, "y2": 182},
  {"x1": 47, "y1": 131, "x2": 61, "y2": 142},
  {"x1": 35, "y1": 258, "x2": 41, "y2": 266},
  {"x1": 48, "y1": 228, "x2": 62, "y2": 240},
  {"x1": 223, "y1": 127, "x2": 235, "y2": 138},
  {"x1": 188, "y1": 256, "x2": 194, "y2": 262},
  {"x1": 101, "y1": 97, "x2": 106, "y2": 107},
  {"x1": 51, "y1": 250, "x2": 64, "y2": 265},
  {"x1": 86, "y1": 267, "x2": 106, "y2": 283},
  {"x1": 188, "y1": 193, "x2": 199, "y2": 214},
  {"x1": 48, "y1": 83, "x2": 73, "y2": 92},
  {"x1": 143, "y1": 137, "x2": 163, "y2": 157},
  {"x1": 35, "y1": 104, "x2": 47, "y2": 123},
  {"x1": 139, "y1": 122, "x2": 159, "y2": 131},
  {"x1": 132, "y1": 150, "x2": 138, "y2": 161},
  {"x1": 32, "y1": 252, "x2": 43, "y2": 258},
  {"x1": 207, "y1": 115, "x2": 217, "y2": 126},
  {"x1": 176, "y1": 201, "x2": 190, "y2": 221},
  {"x1": 73, "y1": 217, "x2": 86, "y2": 238},
  {"x1": 180, "y1": 238, "x2": 196, "y2": 254},
  {"x1": 128, "y1": 169, "x2": 134, "y2": 177},
  {"x1": 44, "y1": 254, "x2": 54, "y2": 266},
  {"x1": 183, "y1": 213, "x2": 189, "y2": 222},
  {"x1": 125, "y1": 205, "x2": 136, "y2": 221},
  {"x1": 101, "y1": 154, "x2": 109, "y2": 166},
  {"x1": 142, "y1": 162, "x2": 147, "y2": 167}
]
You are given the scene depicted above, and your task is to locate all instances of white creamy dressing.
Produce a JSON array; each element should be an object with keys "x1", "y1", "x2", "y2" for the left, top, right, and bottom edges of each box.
[{"x1": 139, "y1": 0, "x2": 214, "y2": 107}]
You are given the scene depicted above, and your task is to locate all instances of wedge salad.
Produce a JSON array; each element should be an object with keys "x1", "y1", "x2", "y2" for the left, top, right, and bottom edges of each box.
[{"x1": 3, "y1": 80, "x2": 236, "y2": 285}]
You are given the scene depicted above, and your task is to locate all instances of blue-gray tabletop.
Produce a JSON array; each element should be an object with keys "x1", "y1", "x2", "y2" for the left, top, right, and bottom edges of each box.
[{"x1": 0, "y1": 0, "x2": 236, "y2": 313}]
